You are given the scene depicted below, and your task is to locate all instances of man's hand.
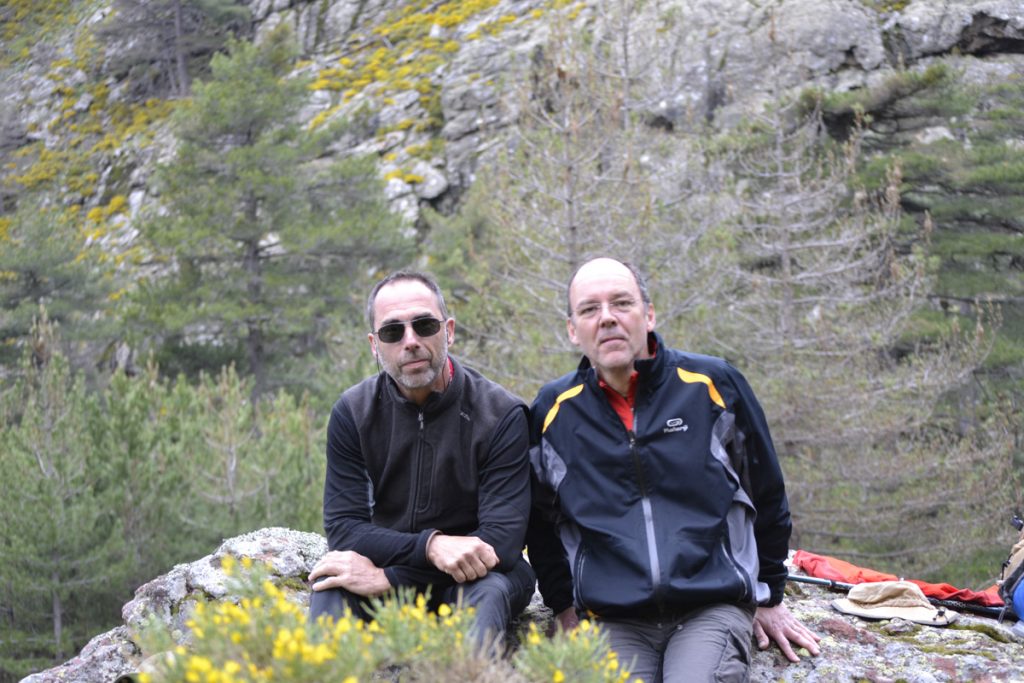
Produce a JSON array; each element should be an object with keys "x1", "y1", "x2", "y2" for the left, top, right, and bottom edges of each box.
[
  {"x1": 308, "y1": 550, "x2": 390, "y2": 597},
  {"x1": 426, "y1": 534, "x2": 498, "y2": 583},
  {"x1": 753, "y1": 603, "x2": 821, "y2": 663},
  {"x1": 553, "y1": 607, "x2": 579, "y2": 633}
]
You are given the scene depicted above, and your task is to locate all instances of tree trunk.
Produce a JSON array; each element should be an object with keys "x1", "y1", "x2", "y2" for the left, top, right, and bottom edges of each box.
[
  {"x1": 173, "y1": 0, "x2": 191, "y2": 95},
  {"x1": 51, "y1": 570, "x2": 63, "y2": 660},
  {"x1": 242, "y1": 202, "x2": 265, "y2": 397}
]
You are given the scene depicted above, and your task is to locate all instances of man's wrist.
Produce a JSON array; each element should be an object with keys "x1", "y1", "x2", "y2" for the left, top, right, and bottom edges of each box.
[
  {"x1": 424, "y1": 530, "x2": 442, "y2": 561},
  {"x1": 374, "y1": 566, "x2": 392, "y2": 595}
]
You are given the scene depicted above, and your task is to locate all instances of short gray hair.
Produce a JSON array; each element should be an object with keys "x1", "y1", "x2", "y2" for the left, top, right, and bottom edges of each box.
[{"x1": 366, "y1": 270, "x2": 449, "y2": 329}]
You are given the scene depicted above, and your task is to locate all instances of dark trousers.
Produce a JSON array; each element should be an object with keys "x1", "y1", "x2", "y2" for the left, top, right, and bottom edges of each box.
[{"x1": 308, "y1": 556, "x2": 536, "y2": 650}]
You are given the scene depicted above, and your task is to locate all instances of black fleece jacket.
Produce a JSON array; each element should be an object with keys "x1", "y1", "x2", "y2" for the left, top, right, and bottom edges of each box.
[{"x1": 322, "y1": 356, "x2": 530, "y2": 590}]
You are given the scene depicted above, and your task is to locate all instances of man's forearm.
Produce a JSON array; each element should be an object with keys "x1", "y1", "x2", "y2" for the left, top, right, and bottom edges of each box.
[
  {"x1": 326, "y1": 519, "x2": 439, "y2": 570},
  {"x1": 471, "y1": 408, "x2": 531, "y2": 568}
]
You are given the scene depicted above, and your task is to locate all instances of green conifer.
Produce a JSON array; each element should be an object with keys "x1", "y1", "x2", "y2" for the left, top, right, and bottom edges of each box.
[{"x1": 133, "y1": 26, "x2": 408, "y2": 397}]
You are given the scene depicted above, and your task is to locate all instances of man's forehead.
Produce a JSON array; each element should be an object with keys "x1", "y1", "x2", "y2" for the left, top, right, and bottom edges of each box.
[
  {"x1": 570, "y1": 264, "x2": 640, "y2": 303},
  {"x1": 374, "y1": 280, "x2": 440, "y2": 320},
  {"x1": 573, "y1": 285, "x2": 636, "y2": 303}
]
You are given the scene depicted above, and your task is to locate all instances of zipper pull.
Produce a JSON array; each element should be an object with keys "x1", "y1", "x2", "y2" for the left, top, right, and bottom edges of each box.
[{"x1": 418, "y1": 411, "x2": 424, "y2": 432}]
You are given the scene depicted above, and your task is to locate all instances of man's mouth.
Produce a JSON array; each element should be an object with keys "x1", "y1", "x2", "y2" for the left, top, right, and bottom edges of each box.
[{"x1": 599, "y1": 336, "x2": 627, "y2": 346}]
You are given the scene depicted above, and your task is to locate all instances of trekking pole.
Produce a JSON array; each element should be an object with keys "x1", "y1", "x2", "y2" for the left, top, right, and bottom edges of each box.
[{"x1": 786, "y1": 573, "x2": 1011, "y2": 620}]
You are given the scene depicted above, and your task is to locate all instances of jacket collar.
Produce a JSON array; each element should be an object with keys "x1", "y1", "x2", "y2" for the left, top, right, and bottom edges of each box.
[{"x1": 577, "y1": 331, "x2": 666, "y2": 389}]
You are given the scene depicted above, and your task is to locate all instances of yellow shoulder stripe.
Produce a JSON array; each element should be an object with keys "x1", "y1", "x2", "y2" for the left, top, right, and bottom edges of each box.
[
  {"x1": 677, "y1": 368, "x2": 725, "y2": 409},
  {"x1": 542, "y1": 384, "x2": 585, "y2": 433}
]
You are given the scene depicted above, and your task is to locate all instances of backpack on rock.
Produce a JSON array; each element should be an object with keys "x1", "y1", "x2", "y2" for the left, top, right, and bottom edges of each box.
[{"x1": 998, "y1": 514, "x2": 1024, "y2": 624}]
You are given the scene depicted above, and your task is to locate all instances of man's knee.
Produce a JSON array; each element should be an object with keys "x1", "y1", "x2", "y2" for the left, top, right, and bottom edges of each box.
[
  {"x1": 308, "y1": 582, "x2": 371, "y2": 624},
  {"x1": 458, "y1": 571, "x2": 513, "y2": 619},
  {"x1": 662, "y1": 604, "x2": 754, "y2": 683},
  {"x1": 455, "y1": 560, "x2": 536, "y2": 647},
  {"x1": 460, "y1": 559, "x2": 535, "y2": 613}
]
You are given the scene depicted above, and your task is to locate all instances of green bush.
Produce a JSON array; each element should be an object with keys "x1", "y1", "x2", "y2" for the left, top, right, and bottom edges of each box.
[{"x1": 138, "y1": 558, "x2": 637, "y2": 683}]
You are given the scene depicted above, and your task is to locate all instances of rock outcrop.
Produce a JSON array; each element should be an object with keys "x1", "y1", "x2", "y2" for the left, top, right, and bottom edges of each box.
[
  {"x1": 8, "y1": 0, "x2": 1024, "y2": 225},
  {"x1": 21, "y1": 527, "x2": 1024, "y2": 682},
  {"x1": 241, "y1": 0, "x2": 1024, "y2": 209}
]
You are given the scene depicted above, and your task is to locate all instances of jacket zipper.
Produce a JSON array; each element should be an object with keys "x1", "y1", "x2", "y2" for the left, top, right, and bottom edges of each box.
[
  {"x1": 573, "y1": 546, "x2": 589, "y2": 611},
  {"x1": 628, "y1": 424, "x2": 662, "y2": 596},
  {"x1": 410, "y1": 410, "x2": 425, "y2": 528},
  {"x1": 723, "y1": 539, "x2": 752, "y2": 602}
]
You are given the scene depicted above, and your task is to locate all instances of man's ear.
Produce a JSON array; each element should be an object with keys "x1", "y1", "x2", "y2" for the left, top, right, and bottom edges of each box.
[
  {"x1": 566, "y1": 316, "x2": 579, "y2": 346},
  {"x1": 367, "y1": 332, "x2": 377, "y2": 358},
  {"x1": 646, "y1": 302, "x2": 656, "y2": 332}
]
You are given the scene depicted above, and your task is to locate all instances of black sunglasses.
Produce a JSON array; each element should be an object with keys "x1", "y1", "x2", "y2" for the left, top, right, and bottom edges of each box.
[{"x1": 375, "y1": 317, "x2": 444, "y2": 344}]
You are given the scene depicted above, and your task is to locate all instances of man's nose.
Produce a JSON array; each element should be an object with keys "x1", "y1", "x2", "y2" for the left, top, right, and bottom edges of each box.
[
  {"x1": 401, "y1": 324, "x2": 421, "y2": 346},
  {"x1": 598, "y1": 303, "x2": 618, "y2": 324}
]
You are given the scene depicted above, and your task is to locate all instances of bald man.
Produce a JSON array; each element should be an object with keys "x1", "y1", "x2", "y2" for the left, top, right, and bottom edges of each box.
[{"x1": 527, "y1": 257, "x2": 820, "y2": 682}]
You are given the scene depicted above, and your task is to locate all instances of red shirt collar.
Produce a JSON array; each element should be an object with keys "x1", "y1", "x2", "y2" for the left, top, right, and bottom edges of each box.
[{"x1": 599, "y1": 372, "x2": 637, "y2": 430}]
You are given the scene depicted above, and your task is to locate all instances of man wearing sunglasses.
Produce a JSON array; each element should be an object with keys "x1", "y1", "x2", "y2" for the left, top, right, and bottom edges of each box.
[
  {"x1": 308, "y1": 270, "x2": 535, "y2": 649},
  {"x1": 527, "y1": 257, "x2": 820, "y2": 682}
]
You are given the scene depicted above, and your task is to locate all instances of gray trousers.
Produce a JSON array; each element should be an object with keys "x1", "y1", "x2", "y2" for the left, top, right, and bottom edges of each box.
[
  {"x1": 599, "y1": 603, "x2": 755, "y2": 683},
  {"x1": 308, "y1": 556, "x2": 535, "y2": 650}
]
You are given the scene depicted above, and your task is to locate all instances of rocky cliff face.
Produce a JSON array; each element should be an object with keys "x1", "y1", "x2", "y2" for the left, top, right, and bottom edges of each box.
[
  {"x1": 249, "y1": 0, "x2": 1024, "y2": 217},
  {"x1": 20, "y1": 527, "x2": 1024, "y2": 683},
  {"x1": 8, "y1": 0, "x2": 1024, "y2": 220},
  {"x1": 5, "y1": 0, "x2": 1021, "y2": 314},
  {"x1": 3, "y1": 0, "x2": 1021, "y2": 321}
]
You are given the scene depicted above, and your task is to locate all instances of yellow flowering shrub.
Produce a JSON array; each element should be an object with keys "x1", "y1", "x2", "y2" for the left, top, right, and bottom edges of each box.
[
  {"x1": 105, "y1": 194, "x2": 128, "y2": 217},
  {"x1": 137, "y1": 556, "x2": 637, "y2": 683},
  {"x1": 1, "y1": 0, "x2": 75, "y2": 63},
  {"x1": 306, "y1": 0, "x2": 564, "y2": 135},
  {"x1": 513, "y1": 621, "x2": 638, "y2": 683}
]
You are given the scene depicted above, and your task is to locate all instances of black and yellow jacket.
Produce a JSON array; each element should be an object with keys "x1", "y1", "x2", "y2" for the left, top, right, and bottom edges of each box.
[{"x1": 527, "y1": 332, "x2": 792, "y2": 618}]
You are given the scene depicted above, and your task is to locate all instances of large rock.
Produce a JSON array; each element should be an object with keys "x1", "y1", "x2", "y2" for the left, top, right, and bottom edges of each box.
[
  {"x1": 20, "y1": 527, "x2": 1024, "y2": 682},
  {"x1": 246, "y1": 0, "x2": 1024, "y2": 205},
  {"x1": 889, "y1": 0, "x2": 1024, "y2": 61},
  {"x1": 8, "y1": 0, "x2": 1024, "y2": 226}
]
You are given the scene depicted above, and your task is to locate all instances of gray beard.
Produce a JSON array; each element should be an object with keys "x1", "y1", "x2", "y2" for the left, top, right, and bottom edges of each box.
[{"x1": 383, "y1": 339, "x2": 448, "y2": 391}]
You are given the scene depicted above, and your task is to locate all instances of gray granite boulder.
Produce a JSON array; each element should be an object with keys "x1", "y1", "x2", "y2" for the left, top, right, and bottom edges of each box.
[{"x1": 21, "y1": 527, "x2": 1024, "y2": 682}]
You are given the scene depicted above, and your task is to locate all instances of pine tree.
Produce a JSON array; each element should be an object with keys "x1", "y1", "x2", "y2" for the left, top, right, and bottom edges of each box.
[
  {"x1": 88, "y1": 364, "x2": 196, "y2": 586},
  {"x1": 427, "y1": 5, "x2": 732, "y2": 397},
  {"x1": 167, "y1": 366, "x2": 323, "y2": 546},
  {"x1": 133, "y1": 27, "x2": 409, "y2": 397},
  {"x1": 0, "y1": 203, "x2": 112, "y2": 372},
  {"x1": 97, "y1": 0, "x2": 251, "y2": 97},
  {"x1": 0, "y1": 312, "x2": 130, "y2": 679},
  {"x1": 717, "y1": 98, "x2": 1010, "y2": 579}
]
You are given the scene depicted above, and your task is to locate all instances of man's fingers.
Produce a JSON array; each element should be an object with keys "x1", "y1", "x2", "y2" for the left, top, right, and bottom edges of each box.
[
  {"x1": 555, "y1": 607, "x2": 579, "y2": 632},
  {"x1": 769, "y1": 624, "x2": 818, "y2": 662},
  {"x1": 311, "y1": 575, "x2": 342, "y2": 592},
  {"x1": 452, "y1": 557, "x2": 486, "y2": 582},
  {"x1": 308, "y1": 550, "x2": 346, "y2": 582},
  {"x1": 791, "y1": 626, "x2": 821, "y2": 655},
  {"x1": 765, "y1": 623, "x2": 799, "y2": 661},
  {"x1": 776, "y1": 638, "x2": 800, "y2": 663},
  {"x1": 308, "y1": 563, "x2": 332, "y2": 582},
  {"x1": 479, "y1": 545, "x2": 499, "y2": 569},
  {"x1": 751, "y1": 619, "x2": 769, "y2": 649},
  {"x1": 463, "y1": 555, "x2": 489, "y2": 579}
]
